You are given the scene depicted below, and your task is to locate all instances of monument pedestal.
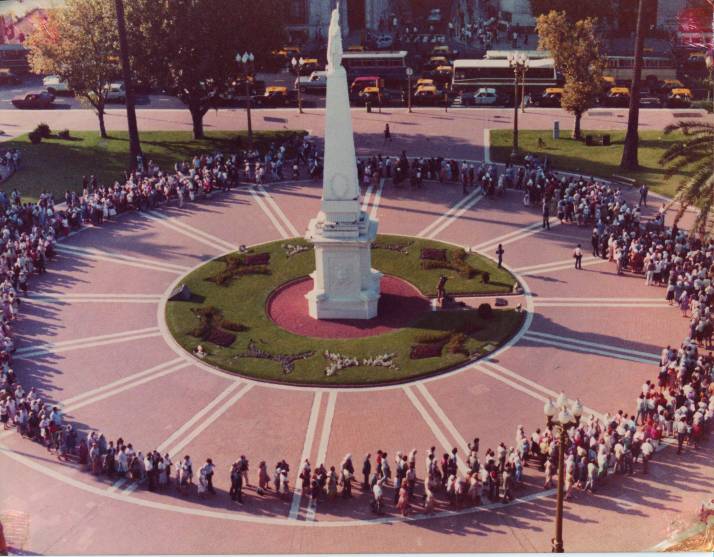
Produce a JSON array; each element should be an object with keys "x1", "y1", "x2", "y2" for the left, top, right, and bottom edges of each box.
[{"x1": 306, "y1": 212, "x2": 381, "y2": 319}]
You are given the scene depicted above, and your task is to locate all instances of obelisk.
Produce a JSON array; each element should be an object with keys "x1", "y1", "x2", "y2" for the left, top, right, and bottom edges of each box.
[{"x1": 305, "y1": 4, "x2": 381, "y2": 320}]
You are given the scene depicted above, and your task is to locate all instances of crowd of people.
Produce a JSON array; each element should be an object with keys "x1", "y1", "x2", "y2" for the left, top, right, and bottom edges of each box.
[{"x1": 0, "y1": 147, "x2": 711, "y2": 519}]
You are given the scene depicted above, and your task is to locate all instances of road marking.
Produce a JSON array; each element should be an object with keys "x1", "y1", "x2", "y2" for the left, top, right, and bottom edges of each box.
[
  {"x1": 55, "y1": 244, "x2": 188, "y2": 274},
  {"x1": 24, "y1": 293, "x2": 162, "y2": 305},
  {"x1": 122, "y1": 482, "x2": 140, "y2": 495},
  {"x1": 155, "y1": 380, "x2": 243, "y2": 455},
  {"x1": 416, "y1": 383, "x2": 470, "y2": 456},
  {"x1": 535, "y1": 302, "x2": 669, "y2": 308},
  {"x1": 522, "y1": 332, "x2": 659, "y2": 365},
  {"x1": 514, "y1": 256, "x2": 608, "y2": 276},
  {"x1": 107, "y1": 478, "x2": 127, "y2": 492},
  {"x1": 535, "y1": 297, "x2": 667, "y2": 302},
  {"x1": 250, "y1": 186, "x2": 289, "y2": 239},
  {"x1": 360, "y1": 184, "x2": 374, "y2": 212},
  {"x1": 417, "y1": 188, "x2": 482, "y2": 238},
  {"x1": 15, "y1": 326, "x2": 162, "y2": 358},
  {"x1": 426, "y1": 193, "x2": 483, "y2": 239},
  {"x1": 525, "y1": 330, "x2": 660, "y2": 360},
  {"x1": 480, "y1": 360, "x2": 604, "y2": 419},
  {"x1": 474, "y1": 219, "x2": 560, "y2": 252},
  {"x1": 143, "y1": 211, "x2": 238, "y2": 253},
  {"x1": 289, "y1": 391, "x2": 322, "y2": 520},
  {"x1": 369, "y1": 178, "x2": 385, "y2": 220},
  {"x1": 305, "y1": 390, "x2": 337, "y2": 522},
  {"x1": 256, "y1": 185, "x2": 300, "y2": 237},
  {"x1": 64, "y1": 361, "x2": 191, "y2": 413},
  {"x1": 403, "y1": 385, "x2": 468, "y2": 474},
  {"x1": 61, "y1": 357, "x2": 185, "y2": 406},
  {"x1": 168, "y1": 383, "x2": 254, "y2": 459}
]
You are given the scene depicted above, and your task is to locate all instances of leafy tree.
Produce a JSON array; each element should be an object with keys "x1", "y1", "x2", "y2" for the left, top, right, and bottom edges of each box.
[
  {"x1": 660, "y1": 121, "x2": 714, "y2": 237},
  {"x1": 536, "y1": 11, "x2": 604, "y2": 139},
  {"x1": 529, "y1": 0, "x2": 613, "y2": 22},
  {"x1": 126, "y1": 0, "x2": 287, "y2": 139},
  {"x1": 26, "y1": 0, "x2": 120, "y2": 138}
]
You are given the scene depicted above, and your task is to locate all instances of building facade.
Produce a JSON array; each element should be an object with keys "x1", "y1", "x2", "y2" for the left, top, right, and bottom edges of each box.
[{"x1": 287, "y1": 0, "x2": 394, "y2": 43}]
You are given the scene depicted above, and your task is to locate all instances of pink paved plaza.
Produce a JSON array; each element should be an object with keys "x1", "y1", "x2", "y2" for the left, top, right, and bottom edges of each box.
[{"x1": 0, "y1": 106, "x2": 712, "y2": 554}]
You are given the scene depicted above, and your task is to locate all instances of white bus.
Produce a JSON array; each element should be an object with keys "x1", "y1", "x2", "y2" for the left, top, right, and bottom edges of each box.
[
  {"x1": 340, "y1": 50, "x2": 409, "y2": 86},
  {"x1": 604, "y1": 55, "x2": 677, "y2": 84},
  {"x1": 452, "y1": 58, "x2": 559, "y2": 94}
]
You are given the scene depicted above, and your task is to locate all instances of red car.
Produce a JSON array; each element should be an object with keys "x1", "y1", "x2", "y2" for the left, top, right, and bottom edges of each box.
[{"x1": 12, "y1": 91, "x2": 55, "y2": 109}]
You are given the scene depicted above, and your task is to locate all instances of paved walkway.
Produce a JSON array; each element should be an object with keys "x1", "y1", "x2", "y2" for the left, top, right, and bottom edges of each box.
[{"x1": 0, "y1": 173, "x2": 710, "y2": 554}]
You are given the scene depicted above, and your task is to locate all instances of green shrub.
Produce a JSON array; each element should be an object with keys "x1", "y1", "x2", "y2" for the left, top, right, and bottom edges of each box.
[
  {"x1": 35, "y1": 123, "x2": 51, "y2": 138},
  {"x1": 477, "y1": 303, "x2": 493, "y2": 319},
  {"x1": 28, "y1": 131, "x2": 42, "y2": 144}
]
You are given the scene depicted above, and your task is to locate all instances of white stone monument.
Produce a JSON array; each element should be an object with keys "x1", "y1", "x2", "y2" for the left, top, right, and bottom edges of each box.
[{"x1": 305, "y1": 5, "x2": 381, "y2": 320}]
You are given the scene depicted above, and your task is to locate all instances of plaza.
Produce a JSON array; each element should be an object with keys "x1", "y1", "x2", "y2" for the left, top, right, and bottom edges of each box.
[{"x1": 0, "y1": 0, "x2": 713, "y2": 551}]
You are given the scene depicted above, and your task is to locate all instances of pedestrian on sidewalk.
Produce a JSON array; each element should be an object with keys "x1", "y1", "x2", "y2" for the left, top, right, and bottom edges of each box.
[
  {"x1": 384, "y1": 123, "x2": 391, "y2": 144},
  {"x1": 573, "y1": 244, "x2": 583, "y2": 269},
  {"x1": 496, "y1": 244, "x2": 504, "y2": 268},
  {"x1": 542, "y1": 198, "x2": 550, "y2": 230}
]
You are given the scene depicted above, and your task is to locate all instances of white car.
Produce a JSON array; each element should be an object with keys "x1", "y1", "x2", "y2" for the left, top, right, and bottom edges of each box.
[
  {"x1": 43, "y1": 75, "x2": 72, "y2": 95},
  {"x1": 472, "y1": 87, "x2": 499, "y2": 106},
  {"x1": 295, "y1": 71, "x2": 327, "y2": 94},
  {"x1": 105, "y1": 81, "x2": 126, "y2": 103}
]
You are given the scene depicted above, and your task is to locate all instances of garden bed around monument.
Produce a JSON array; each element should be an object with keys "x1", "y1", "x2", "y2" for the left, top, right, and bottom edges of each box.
[{"x1": 164, "y1": 235, "x2": 523, "y2": 386}]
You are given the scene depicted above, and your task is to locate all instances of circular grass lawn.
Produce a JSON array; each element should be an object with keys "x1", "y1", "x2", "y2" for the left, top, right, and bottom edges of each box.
[{"x1": 164, "y1": 235, "x2": 524, "y2": 386}]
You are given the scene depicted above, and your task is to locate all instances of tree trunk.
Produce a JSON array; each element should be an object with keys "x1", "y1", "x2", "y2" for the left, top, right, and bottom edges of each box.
[
  {"x1": 573, "y1": 111, "x2": 582, "y2": 140},
  {"x1": 115, "y1": 0, "x2": 142, "y2": 167},
  {"x1": 97, "y1": 107, "x2": 107, "y2": 138},
  {"x1": 620, "y1": 0, "x2": 645, "y2": 171},
  {"x1": 190, "y1": 105, "x2": 205, "y2": 139}
]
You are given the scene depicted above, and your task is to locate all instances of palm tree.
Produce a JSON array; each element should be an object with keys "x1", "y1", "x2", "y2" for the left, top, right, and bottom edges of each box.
[{"x1": 660, "y1": 120, "x2": 714, "y2": 236}]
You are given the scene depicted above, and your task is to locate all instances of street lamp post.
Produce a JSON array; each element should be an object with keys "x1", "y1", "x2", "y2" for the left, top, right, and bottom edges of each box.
[
  {"x1": 543, "y1": 393, "x2": 584, "y2": 554},
  {"x1": 237, "y1": 52, "x2": 255, "y2": 146},
  {"x1": 508, "y1": 52, "x2": 529, "y2": 159},
  {"x1": 521, "y1": 74, "x2": 527, "y2": 113},
  {"x1": 291, "y1": 57, "x2": 305, "y2": 114},
  {"x1": 406, "y1": 66, "x2": 413, "y2": 113}
]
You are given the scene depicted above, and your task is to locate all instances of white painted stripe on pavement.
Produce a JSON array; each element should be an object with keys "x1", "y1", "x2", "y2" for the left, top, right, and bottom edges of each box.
[
  {"x1": 475, "y1": 219, "x2": 560, "y2": 252},
  {"x1": 514, "y1": 255, "x2": 601, "y2": 273},
  {"x1": 305, "y1": 390, "x2": 337, "y2": 522},
  {"x1": 535, "y1": 302, "x2": 669, "y2": 308},
  {"x1": 257, "y1": 185, "x2": 300, "y2": 237},
  {"x1": 476, "y1": 364, "x2": 549, "y2": 403},
  {"x1": 122, "y1": 482, "x2": 140, "y2": 495},
  {"x1": 525, "y1": 330, "x2": 660, "y2": 359},
  {"x1": 518, "y1": 258, "x2": 609, "y2": 276},
  {"x1": 534, "y1": 297, "x2": 666, "y2": 302},
  {"x1": 289, "y1": 391, "x2": 322, "y2": 520},
  {"x1": 56, "y1": 244, "x2": 190, "y2": 271},
  {"x1": 15, "y1": 326, "x2": 160, "y2": 354},
  {"x1": 143, "y1": 211, "x2": 238, "y2": 253},
  {"x1": 474, "y1": 220, "x2": 545, "y2": 250},
  {"x1": 156, "y1": 380, "x2": 243, "y2": 455},
  {"x1": 369, "y1": 178, "x2": 385, "y2": 220},
  {"x1": 250, "y1": 186, "x2": 288, "y2": 239},
  {"x1": 25, "y1": 296, "x2": 161, "y2": 306},
  {"x1": 30, "y1": 293, "x2": 162, "y2": 299},
  {"x1": 64, "y1": 361, "x2": 191, "y2": 413},
  {"x1": 55, "y1": 245, "x2": 188, "y2": 274},
  {"x1": 107, "y1": 478, "x2": 127, "y2": 492},
  {"x1": 168, "y1": 383, "x2": 254, "y2": 460},
  {"x1": 522, "y1": 334, "x2": 659, "y2": 364},
  {"x1": 15, "y1": 332, "x2": 164, "y2": 360},
  {"x1": 417, "y1": 188, "x2": 481, "y2": 238},
  {"x1": 360, "y1": 184, "x2": 374, "y2": 212},
  {"x1": 426, "y1": 193, "x2": 483, "y2": 240},
  {"x1": 403, "y1": 386, "x2": 468, "y2": 474},
  {"x1": 416, "y1": 383, "x2": 470, "y2": 455},
  {"x1": 61, "y1": 357, "x2": 185, "y2": 406},
  {"x1": 481, "y1": 361, "x2": 604, "y2": 420}
]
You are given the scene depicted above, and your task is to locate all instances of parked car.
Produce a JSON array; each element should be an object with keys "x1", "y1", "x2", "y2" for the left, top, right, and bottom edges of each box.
[
  {"x1": 12, "y1": 91, "x2": 55, "y2": 109},
  {"x1": 105, "y1": 81, "x2": 126, "y2": 103},
  {"x1": 295, "y1": 71, "x2": 327, "y2": 94},
  {"x1": 0, "y1": 69, "x2": 21, "y2": 85},
  {"x1": 639, "y1": 95, "x2": 663, "y2": 108},
  {"x1": 666, "y1": 87, "x2": 692, "y2": 108},
  {"x1": 374, "y1": 34, "x2": 394, "y2": 49},
  {"x1": 42, "y1": 75, "x2": 72, "y2": 95},
  {"x1": 412, "y1": 84, "x2": 442, "y2": 105},
  {"x1": 358, "y1": 86, "x2": 392, "y2": 106},
  {"x1": 537, "y1": 87, "x2": 563, "y2": 107},
  {"x1": 254, "y1": 85, "x2": 293, "y2": 107},
  {"x1": 604, "y1": 86, "x2": 630, "y2": 107},
  {"x1": 461, "y1": 87, "x2": 499, "y2": 106}
]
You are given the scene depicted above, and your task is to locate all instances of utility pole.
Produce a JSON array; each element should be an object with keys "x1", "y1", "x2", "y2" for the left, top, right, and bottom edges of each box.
[
  {"x1": 619, "y1": 0, "x2": 645, "y2": 171},
  {"x1": 114, "y1": 0, "x2": 142, "y2": 170}
]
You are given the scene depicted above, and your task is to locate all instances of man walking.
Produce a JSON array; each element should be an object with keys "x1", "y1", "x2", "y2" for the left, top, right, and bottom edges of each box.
[
  {"x1": 383, "y1": 123, "x2": 391, "y2": 144},
  {"x1": 573, "y1": 244, "x2": 583, "y2": 270},
  {"x1": 496, "y1": 244, "x2": 504, "y2": 268},
  {"x1": 542, "y1": 198, "x2": 550, "y2": 230},
  {"x1": 639, "y1": 183, "x2": 648, "y2": 207},
  {"x1": 230, "y1": 461, "x2": 243, "y2": 503}
]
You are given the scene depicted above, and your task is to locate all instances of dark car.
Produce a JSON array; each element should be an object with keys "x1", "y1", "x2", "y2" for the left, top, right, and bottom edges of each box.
[{"x1": 11, "y1": 91, "x2": 55, "y2": 109}]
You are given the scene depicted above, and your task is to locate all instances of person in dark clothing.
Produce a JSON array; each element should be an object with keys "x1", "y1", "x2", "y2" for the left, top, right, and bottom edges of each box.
[{"x1": 496, "y1": 244, "x2": 504, "y2": 268}]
